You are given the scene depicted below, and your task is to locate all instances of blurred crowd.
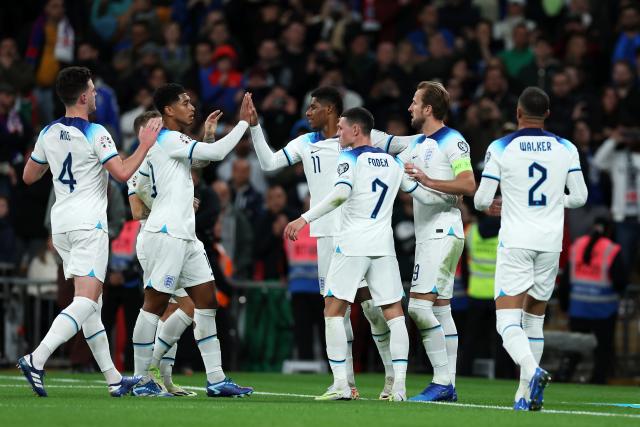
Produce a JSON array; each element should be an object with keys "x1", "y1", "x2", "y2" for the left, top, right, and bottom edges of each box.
[{"x1": 1, "y1": 0, "x2": 639, "y2": 374}]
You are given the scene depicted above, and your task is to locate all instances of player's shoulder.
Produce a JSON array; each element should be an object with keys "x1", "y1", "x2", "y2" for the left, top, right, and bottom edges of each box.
[
  {"x1": 541, "y1": 130, "x2": 577, "y2": 153},
  {"x1": 42, "y1": 117, "x2": 103, "y2": 141},
  {"x1": 157, "y1": 128, "x2": 185, "y2": 143},
  {"x1": 428, "y1": 126, "x2": 466, "y2": 145}
]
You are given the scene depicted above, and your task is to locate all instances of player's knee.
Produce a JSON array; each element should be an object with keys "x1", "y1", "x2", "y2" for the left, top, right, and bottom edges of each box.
[
  {"x1": 496, "y1": 309, "x2": 522, "y2": 336},
  {"x1": 407, "y1": 298, "x2": 438, "y2": 330}
]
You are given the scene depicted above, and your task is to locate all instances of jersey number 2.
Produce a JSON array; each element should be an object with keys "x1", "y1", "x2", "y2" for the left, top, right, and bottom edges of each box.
[
  {"x1": 371, "y1": 178, "x2": 388, "y2": 218},
  {"x1": 528, "y1": 162, "x2": 547, "y2": 206},
  {"x1": 58, "y1": 153, "x2": 77, "y2": 193}
]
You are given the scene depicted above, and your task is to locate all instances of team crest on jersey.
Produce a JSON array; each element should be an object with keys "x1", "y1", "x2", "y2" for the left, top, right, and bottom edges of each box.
[
  {"x1": 180, "y1": 134, "x2": 193, "y2": 145},
  {"x1": 337, "y1": 163, "x2": 349, "y2": 175},
  {"x1": 458, "y1": 140, "x2": 469, "y2": 154},
  {"x1": 424, "y1": 148, "x2": 434, "y2": 163},
  {"x1": 163, "y1": 275, "x2": 176, "y2": 289}
]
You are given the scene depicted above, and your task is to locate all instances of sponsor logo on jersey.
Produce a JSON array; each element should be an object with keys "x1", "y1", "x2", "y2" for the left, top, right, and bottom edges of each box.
[
  {"x1": 164, "y1": 275, "x2": 176, "y2": 289},
  {"x1": 337, "y1": 163, "x2": 349, "y2": 175}
]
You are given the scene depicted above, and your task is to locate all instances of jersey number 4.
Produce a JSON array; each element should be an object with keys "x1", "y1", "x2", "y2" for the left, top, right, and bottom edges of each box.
[
  {"x1": 371, "y1": 178, "x2": 388, "y2": 218},
  {"x1": 528, "y1": 162, "x2": 547, "y2": 206},
  {"x1": 58, "y1": 153, "x2": 77, "y2": 192}
]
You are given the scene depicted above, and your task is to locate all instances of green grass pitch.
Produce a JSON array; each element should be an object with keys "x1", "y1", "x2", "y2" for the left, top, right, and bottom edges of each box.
[{"x1": 1, "y1": 371, "x2": 638, "y2": 426}]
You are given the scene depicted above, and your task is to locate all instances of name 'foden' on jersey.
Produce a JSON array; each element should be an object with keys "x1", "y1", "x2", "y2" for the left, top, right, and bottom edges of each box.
[
  {"x1": 519, "y1": 141, "x2": 552, "y2": 152},
  {"x1": 367, "y1": 158, "x2": 389, "y2": 167}
]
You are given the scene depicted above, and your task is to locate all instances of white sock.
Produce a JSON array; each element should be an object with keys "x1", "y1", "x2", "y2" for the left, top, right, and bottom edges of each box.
[
  {"x1": 386, "y1": 316, "x2": 409, "y2": 394},
  {"x1": 517, "y1": 311, "x2": 545, "y2": 400},
  {"x1": 132, "y1": 309, "x2": 160, "y2": 377},
  {"x1": 408, "y1": 298, "x2": 450, "y2": 385},
  {"x1": 193, "y1": 309, "x2": 225, "y2": 384},
  {"x1": 496, "y1": 309, "x2": 537, "y2": 381},
  {"x1": 343, "y1": 306, "x2": 355, "y2": 387},
  {"x1": 160, "y1": 342, "x2": 178, "y2": 386},
  {"x1": 152, "y1": 309, "x2": 192, "y2": 370},
  {"x1": 31, "y1": 297, "x2": 98, "y2": 369},
  {"x1": 433, "y1": 304, "x2": 458, "y2": 386},
  {"x1": 325, "y1": 316, "x2": 348, "y2": 388},
  {"x1": 83, "y1": 295, "x2": 121, "y2": 385},
  {"x1": 361, "y1": 299, "x2": 394, "y2": 379}
]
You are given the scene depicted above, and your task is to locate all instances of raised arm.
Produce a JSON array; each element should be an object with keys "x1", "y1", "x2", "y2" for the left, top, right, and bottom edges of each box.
[
  {"x1": 250, "y1": 124, "x2": 292, "y2": 171},
  {"x1": 103, "y1": 117, "x2": 162, "y2": 182}
]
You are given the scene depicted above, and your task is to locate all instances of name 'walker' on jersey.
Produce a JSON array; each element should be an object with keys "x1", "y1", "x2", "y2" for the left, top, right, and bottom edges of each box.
[{"x1": 482, "y1": 128, "x2": 582, "y2": 252}]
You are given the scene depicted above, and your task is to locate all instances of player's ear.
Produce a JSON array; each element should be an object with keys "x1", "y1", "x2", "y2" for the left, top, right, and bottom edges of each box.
[{"x1": 544, "y1": 109, "x2": 550, "y2": 120}]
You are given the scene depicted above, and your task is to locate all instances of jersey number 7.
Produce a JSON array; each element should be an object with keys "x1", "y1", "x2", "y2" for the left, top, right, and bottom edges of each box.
[{"x1": 371, "y1": 178, "x2": 388, "y2": 218}]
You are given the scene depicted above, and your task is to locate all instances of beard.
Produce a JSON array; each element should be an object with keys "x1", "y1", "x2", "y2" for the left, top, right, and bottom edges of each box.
[{"x1": 411, "y1": 115, "x2": 424, "y2": 131}]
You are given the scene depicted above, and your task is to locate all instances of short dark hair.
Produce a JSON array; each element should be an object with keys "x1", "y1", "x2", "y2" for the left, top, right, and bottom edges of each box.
[
  {"x1": 310, "y1": 86, "x2": 343, "y2": 116},
  {"x1": 518, "y1": 86, "x2": 550, "y2": 118},
  {"x1": 341, "y1": 107, "x2": 374, "y2": 135},
  {"x1": 133, "y1": 110, "x2": 161, "y2": 134},
  {"x1": 153, "y1": 83, "x2": 186, "y2": 115},
  {"x1": 56, "y1": 66, "x2": 92, "y2": 106},
  {"x1": 417, "y1": 81, "x2": 450, "y2": 121}
]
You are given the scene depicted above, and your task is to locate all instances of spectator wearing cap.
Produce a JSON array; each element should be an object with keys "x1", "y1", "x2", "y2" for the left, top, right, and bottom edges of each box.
[
  {"x1": 207, "y1": 44, "x2": 243, "y2": 115},
  {"x1": 0, "y1": 38, "x2": 35, "y2": 95}
]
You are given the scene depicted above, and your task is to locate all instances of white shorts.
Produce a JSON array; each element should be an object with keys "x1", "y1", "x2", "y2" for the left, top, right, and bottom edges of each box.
[
  {"x1": 136, "y1": 232, "x2": 187, "y2": 300},
  {"x1": 53, "y1": 229, "x2": 109, "y2": 283},
  {"x1": 142, "y1": 231, "x2": 214, "y2": 296},
  {"x1": 411, "y1": 237, "x2": 464, "y2": 299},
  {"x1": 495, "y1": 247, "x2": 559, "y2": 301},
  {"x1": 317, "y1": 237, "x2": 368, "y2": 295},
  {"x1": 325, "y1": 252, "x2": 403, "y2": 307}
]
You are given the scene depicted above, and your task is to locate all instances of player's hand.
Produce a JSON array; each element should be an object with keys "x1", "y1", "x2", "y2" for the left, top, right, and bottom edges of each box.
[
  {"x1": 203, "y1": 110, "x2": 223, "y2": 139},
  {"x1": 485, "y1": 196, "x2": 502, "y2": 216},
  {"x1": 238, "y1": 92, "x2": 252, "y2": 123},
  {"x1": 284, "y1": 217, "x2": 308, "y2": 241},
  {"x1": 138, "y1": 117, "x2": 163, "y2": 149},
  {"x1": 193, "y1": 197, "x2": 200, "y2": 212},
  {"x1": 248, "y1": 94, "x2": 259, "y2": 126},
  {"x1": 405, "y1": 162, "x2": 431, "y2": 187}
]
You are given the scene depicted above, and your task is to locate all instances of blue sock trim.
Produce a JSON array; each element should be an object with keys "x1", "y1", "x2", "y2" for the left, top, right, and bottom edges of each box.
[
  {"x1": 371, "y1": 331, "x2": 390, "y2": 337},
  {"x1": 528, "y1": 337, "x2": 544, "y2": 342},
  {"x1": 420, "y1": 324, "x2": 442, "y2": 332},
  {"x1": 445, "y1": 334, "x2": 458, "y2": 338},
  {"x1": 85, "y1": 329, "x2": 106, "y2": 341},
  {"x1": 196, "y1": 334, "x2": 217, "y2": 345},
  {"x1": 347, "y1": 340, "x2": 353, "y2": 344},
  {"x1": 392, "y1": 359, "x2": 409, "y2": 364},
  {"x1": 328, "y1": 358, "x2": 346, "y2": 364},
  {"x1": 501, "y1": 324, "x2": 521, "y2": 334},
  {"x1": 60, "y1": 312, "x2": 80, "y2": 332},
  {"x1": 161, "y1": 357, "x2": 176, "y2": 361},
  {"x1": 132, "y1": 341, "x2": 154, "y2": 347},
  {"x1": 157, "y1": 337, "x2": 171, "y2": 348}
]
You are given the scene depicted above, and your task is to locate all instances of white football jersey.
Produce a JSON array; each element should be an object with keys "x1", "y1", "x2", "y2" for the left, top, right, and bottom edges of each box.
[
  {"x1": 482, "y1": 128, "x2": 582, "y2": 252},
  {"x1": 30, "y1": 117, "x2": 119, "y2": 234},
  {"x1": 334, "y1": 146, "x2": 407, "y2": 257},
  {"x1": 282, "y1": 131, "x2": 341, "y2": 237},
  {"x1": 397, "y1": 127, "x2": 472, "y2": 242},
  {"x1": 127, "y1": 166, "x2": 154, "y2": 228},
  {"x1": 142, "y1": 129, "x2": 198, "y2": 240}
]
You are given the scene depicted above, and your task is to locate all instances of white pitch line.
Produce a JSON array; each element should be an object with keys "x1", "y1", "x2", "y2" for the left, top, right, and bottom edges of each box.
[{"x1": 1, "y1": 376, "x2": 639, "y2": 419}]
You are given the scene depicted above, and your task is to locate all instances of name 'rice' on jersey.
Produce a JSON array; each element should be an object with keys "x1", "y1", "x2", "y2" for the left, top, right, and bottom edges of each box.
[
  {"x1": 482, "y1": 128, "x2": 582, "y2": 252},
  {"x1": 282, "y1": 131, "x2": 341, "y2": 237},
  {"x1": 334, "y1": 146, "x2": 404, "y2": 257},
  {"x1": 397, "y1": 126, "x2": 472, "y2": 242},
  {"x1": 142, "y1": 128, "x2": 198, "y2": 241},
  {"x1": 30, "y1": 117, "x2": 119, "y2": 234}
]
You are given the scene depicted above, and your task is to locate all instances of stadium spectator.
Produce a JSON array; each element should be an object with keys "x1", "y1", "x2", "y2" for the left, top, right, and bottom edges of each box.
[
  {"x1": 0, "y1": 37, "x2": 35, "y2": 95},
  {"x1": 0, "y1": 195, "x2": 16, "y2": 266},
  {"x1": 612, "y1": 4, "x2": 640, "y2": 68},
  {"x1": 212, "y1": 180, "x2": 254, "y2": 280},
  {"x1": 493, "y1": 0, "x2": 535, "y2": 50},
  {"x1": 159, "y1": 21, "x2": 192, "y2": 83},
  {"x1": 229, "y1": 157, "x2": 263, "y2": 225},
  {"x1": 0, "y1": 83, "x2": 32, "y2": 195},
  {"x1": 498, "y1": 23, "x2": 533, "y2": 79},
  {"x1": 516, "y1": 36, "x2": 560, "y2": 92},
  {"x1": 405, "y1": 3, "x2": 454, "y2": 58}
]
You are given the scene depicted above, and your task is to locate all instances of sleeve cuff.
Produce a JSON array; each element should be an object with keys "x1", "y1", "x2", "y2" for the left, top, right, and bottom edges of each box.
[
  {"x1": 30, "y1": 155, "x2": 47, "y2": 165},
  {"x1": 100, "y1": 152, "x2": 118, "y2": 165}
]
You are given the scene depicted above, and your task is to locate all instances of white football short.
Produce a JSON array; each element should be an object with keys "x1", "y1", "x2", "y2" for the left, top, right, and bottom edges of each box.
[
  {"x1": 142, "y1": 231, "x2": 214, "y2": 296},
  {"x1": 495, "y1": 247, "x2": 560, "y2": 301},
  {"x1": 317, "y1": 236, "x2": 368, "y2": 295},
  {"x1": 53, "y1": 228, "x2": 109, "y2": 283},
  {"x1": 411, "y1": 236, "x2": 464, "y2": 299},
  {"x1": 136, "y1": 231, "x2": 187, "y2": 301},
  {"x1": 324, "y1": 252, "x2": 403, "y2": 307}
]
